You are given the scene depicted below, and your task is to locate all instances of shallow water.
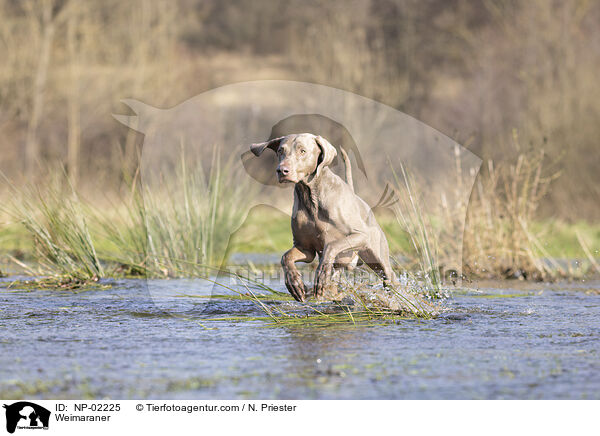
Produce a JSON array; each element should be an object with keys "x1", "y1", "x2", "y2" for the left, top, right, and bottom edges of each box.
[{"x1": 0, "y1": 277, "x2": 598, "y2": 399}]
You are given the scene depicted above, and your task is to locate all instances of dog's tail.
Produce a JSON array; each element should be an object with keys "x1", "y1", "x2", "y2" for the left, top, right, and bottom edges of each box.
[{"x1": 339, "y1": 147, "x2": 354, "y2": 192}]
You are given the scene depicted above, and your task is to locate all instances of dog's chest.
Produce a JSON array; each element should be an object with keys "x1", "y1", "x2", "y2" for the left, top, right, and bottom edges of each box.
[
  {"x1": 291, "y1": 188, "x2": 332, "y2": 251},
  {"x1": 293, "y1": 209, "x2": 332, "y2": 252}
]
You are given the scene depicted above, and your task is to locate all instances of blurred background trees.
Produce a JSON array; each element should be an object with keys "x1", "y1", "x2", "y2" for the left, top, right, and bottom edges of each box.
[{"x1": 1, "y1": 0, "x2": 598, "y2": 220}]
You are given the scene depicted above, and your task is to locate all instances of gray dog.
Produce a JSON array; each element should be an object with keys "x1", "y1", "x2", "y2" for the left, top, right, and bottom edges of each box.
[{"x1": 250, "y1": 133, "x2": 396, "y2": 302}]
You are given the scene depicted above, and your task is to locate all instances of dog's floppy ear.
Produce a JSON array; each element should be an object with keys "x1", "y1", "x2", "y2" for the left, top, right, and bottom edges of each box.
[
  {"x1": 314, "y1": 135, "x2": 337, "y2": 176},
  {"x1": 250, "y1": 136, "x2": 285, "y2": 156}
]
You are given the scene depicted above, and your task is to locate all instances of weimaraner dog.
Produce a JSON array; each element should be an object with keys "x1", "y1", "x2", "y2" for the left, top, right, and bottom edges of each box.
[{"x1": 250, "y1": 133, "x2": 396, "y2": 302}]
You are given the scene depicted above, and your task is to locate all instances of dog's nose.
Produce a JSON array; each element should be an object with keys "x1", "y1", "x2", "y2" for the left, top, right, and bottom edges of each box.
[{"x1": 277, "y1": 166, "x2": 290, "y2": 176}]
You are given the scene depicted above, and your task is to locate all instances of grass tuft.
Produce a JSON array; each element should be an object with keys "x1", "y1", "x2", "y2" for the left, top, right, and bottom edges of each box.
[
  {"x1": 3, "y1": 173, "x2": 103, "y2": 282},
  {"x1": 99, "y1": 146, "x2": 256, "y2": 278}
]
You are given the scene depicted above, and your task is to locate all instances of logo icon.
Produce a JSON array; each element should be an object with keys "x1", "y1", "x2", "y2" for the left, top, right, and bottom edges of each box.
[{"x1": 3, "y1": 402, "x2": 50, "y2": 434}]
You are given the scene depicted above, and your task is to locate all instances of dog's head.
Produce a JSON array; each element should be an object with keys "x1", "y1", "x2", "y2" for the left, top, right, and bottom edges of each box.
[{"x1": 250, "y1": 133, "x2": 337, "y2": 184}]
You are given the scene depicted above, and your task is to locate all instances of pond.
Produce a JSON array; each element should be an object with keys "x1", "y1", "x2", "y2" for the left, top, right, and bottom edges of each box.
[{"x1": 0, "y1": 277, "x2": 598, "y2": 399}]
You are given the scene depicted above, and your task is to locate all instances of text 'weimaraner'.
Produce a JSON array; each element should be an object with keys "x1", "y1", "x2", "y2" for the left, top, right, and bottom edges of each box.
[{"x1": 250, "y1": 133, "x2": 396, "y2": 302}]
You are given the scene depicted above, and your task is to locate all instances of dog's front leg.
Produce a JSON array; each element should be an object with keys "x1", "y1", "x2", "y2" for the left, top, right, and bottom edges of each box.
[
  {"x1": 282, "y1": 246, "x2": 315, "y2": 302},
  {"x1": 314, "y1": 233, "x2": 368, "y2": 299}
]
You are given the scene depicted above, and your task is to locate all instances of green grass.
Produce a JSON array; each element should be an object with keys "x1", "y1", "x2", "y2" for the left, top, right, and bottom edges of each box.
[
  {"x1": 228, "y1": 209, "x2": 415, "y2": 256},
  {"x1": 1, "y1": 207, "x2": 598, "y2": 274},
  {"x1": 0, "y1": 222, "x2": 32, "y2": 255},
  {"x1": 222, "y1": 206, "x2": 600, "y2": 277},
  {"x1": 230, "y1": 207, "x2": 414, "y2": 256},
  {"x1": 228, "y1": 206, "x2": 293, "y2": 253},
  {"x1": 531, "y1": 220, "x2": 600, "y2": 258}
]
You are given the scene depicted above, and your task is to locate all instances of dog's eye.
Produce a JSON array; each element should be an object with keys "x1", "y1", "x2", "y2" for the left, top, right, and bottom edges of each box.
[{"x1": 299, "y1": 149, "x2": 306, "y2": 155}]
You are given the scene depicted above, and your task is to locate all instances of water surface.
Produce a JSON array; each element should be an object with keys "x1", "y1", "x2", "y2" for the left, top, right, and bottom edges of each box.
[{"x1": 1, "y1": 277, "x2": 598, "y2": 399}]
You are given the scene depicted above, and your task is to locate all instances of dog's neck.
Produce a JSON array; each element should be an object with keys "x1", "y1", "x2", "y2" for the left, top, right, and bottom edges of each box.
[
  {"x1": 294, "y1": 181, "x2": 317, "y2": 212},
  {"x1": 294, "y1": 167, "x2": 334, "y2": 212}
]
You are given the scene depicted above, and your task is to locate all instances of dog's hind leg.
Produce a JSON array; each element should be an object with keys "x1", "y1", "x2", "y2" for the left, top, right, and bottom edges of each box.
[{"x1": 358, "y1": 246, "x2": 396, "y2": 286}]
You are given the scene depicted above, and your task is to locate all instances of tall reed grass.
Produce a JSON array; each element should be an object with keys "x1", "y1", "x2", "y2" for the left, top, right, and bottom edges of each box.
[{"x1": 391, "y1": 164, "x2": 444, "y2": 298}]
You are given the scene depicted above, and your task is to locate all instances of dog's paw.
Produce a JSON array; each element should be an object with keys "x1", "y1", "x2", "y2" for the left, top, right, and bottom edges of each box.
[
  {"x1": 285, "y1": 270, "x2": 306, "y2": 302},
  {"x1": 314, "y1": 262, "x2": 334, "y2": 299}
]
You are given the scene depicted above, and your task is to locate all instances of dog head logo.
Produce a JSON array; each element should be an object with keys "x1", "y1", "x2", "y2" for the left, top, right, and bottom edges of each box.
[
  {"x1": 113, "y1": 81, "x2": 481, "y2": 313},
  {"x1": 3, "y1": 402, "x2": 50, "y2": 434}
]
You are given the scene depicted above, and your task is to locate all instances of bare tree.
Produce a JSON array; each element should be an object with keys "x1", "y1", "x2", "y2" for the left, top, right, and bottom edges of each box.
[
  {"x1": 66, "y1": 0, "x2": 81, "y2": 184},
  {"x1": 25, "y1": 0, "x2": 58, "y2": 178}
]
